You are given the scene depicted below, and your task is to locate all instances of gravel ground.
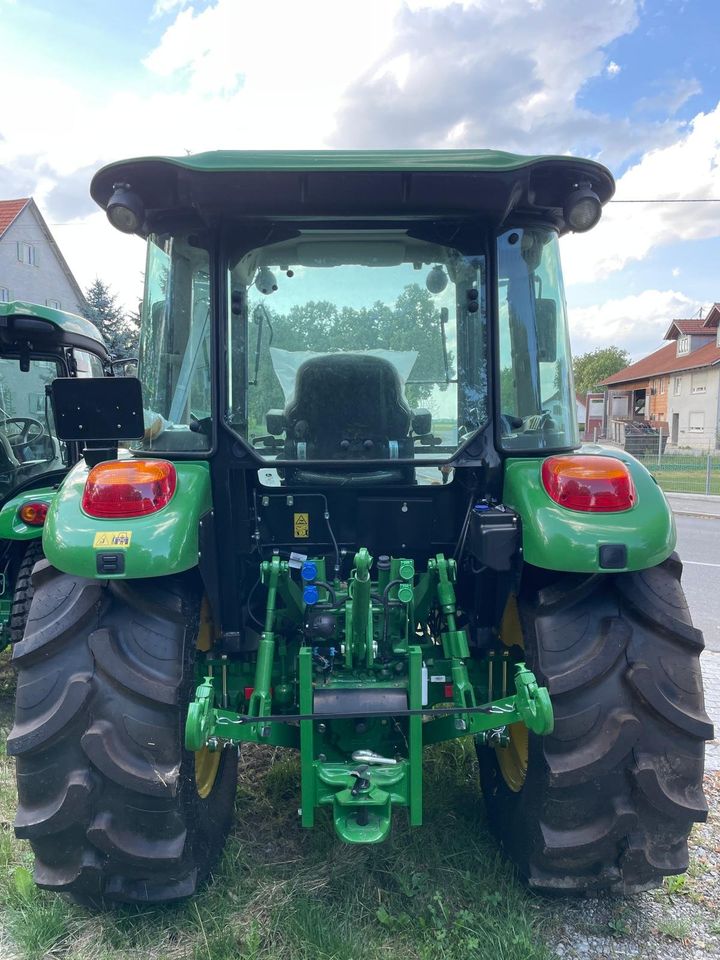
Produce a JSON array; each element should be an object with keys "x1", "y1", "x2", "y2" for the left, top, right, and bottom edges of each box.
[
  {"x1": 543, "y1": 773, "x2": 720, "y2": 959},
  {"x1": 703, "y1": 650, "x2": 720, "y2": 772}
]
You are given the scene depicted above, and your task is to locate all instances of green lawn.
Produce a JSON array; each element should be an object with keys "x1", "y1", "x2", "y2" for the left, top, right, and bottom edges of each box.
[{"x1": 635, "y1": 456, "x2": 720, "y2": 496}]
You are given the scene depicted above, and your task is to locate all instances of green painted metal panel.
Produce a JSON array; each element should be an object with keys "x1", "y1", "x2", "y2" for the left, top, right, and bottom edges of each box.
[
  {"x1": 0, "y1": 301, "x2": 105, "y2": 347},
  {"x1": 42, "y1": 459, "x2": 212, "y2": 579},
  {"x1": 0, "y1": 488, "x2": 57, "y2": 541},
  {"x1": 90, "y1": 150, "x2": 615, "y2": 225},
  {"x1": 502, "y1": 446, "x2": 676, "y2": 573},
  {"x1": 93, "y1": 147, "x2": 613, "y2": 177}
]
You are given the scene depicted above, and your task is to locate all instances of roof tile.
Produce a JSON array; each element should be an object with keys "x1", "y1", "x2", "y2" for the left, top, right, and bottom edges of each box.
[
  {"x1": 0, "y1": 199, "x2": 29, "y2": 237},
  {"x1": 664, "y1": 318, "x2": 714, "y2": 339},
  {"x1": 602, "y1": 339, "x2": 720, "y2": 386}
]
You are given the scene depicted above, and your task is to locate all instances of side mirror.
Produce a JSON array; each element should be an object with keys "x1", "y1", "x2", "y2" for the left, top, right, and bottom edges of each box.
[
  {"x1": 535, "y1": 298, "x2": 557, "y2": 363},
  {"x1": 110, "y1": 357, "x2": 139, "y2": 377}
]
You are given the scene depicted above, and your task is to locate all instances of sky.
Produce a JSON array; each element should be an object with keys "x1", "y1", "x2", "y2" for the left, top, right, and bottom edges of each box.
[{"x1": 1, "y1": 0, "x2": 719, "y2": 360}]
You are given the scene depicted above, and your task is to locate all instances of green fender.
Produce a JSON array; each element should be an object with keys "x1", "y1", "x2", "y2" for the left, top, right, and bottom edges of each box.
[
  {"x1": 0, "y1": 488, "x2": 58, "y2": 541},
  {"x1": 42, "y1": 459, "x2": 212, "y2": 579},
  {"x1": 502, "y1": 445, "x2": 676, "y2": 573}
]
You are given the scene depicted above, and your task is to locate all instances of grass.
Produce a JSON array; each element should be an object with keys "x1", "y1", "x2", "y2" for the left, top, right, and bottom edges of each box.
[
  {"x1": 634, "y1": 454, "x2": 720, "y2": 495},
  {"x1": 0, "y1": 648, "x2": 551, "y2": 960},
  {"x1": 657, "y1": 917, "x2": 692, "y2": 942}
]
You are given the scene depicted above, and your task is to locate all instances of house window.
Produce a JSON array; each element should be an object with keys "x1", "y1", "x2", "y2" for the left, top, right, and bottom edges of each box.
[
  {"x1": 16, "y1": 242, "x2": 37, "y2": 266},
  {"x1": 677, "y1": 335, "x2": 690, "y2": 355},
  {"x1": 46, "y1": 298, "x2": 61, "y2": 310},
  {"x1": 689, "y1": 411, "x2": 704, "y2": 433},
  {"x1": 0, "y1": 287, "x2": 9, "y2": 303},
  {"x1": 673, "y1": 377, "x2": 682, "y2": 396},
  {"x1": 691, "y1": 371, "x2": 707, "y2": 394},
  {"x1": 659, "y1": 378, "x2": 665, "y2": 394}
]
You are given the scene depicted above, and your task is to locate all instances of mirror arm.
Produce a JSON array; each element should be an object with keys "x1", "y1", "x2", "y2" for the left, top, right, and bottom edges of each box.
[
  {"x1": 440, "y1": 307, "x2": 450, "y2": 384},
  {"x1": 249, "y1": 304, "x2": 269, "y2": 387}
]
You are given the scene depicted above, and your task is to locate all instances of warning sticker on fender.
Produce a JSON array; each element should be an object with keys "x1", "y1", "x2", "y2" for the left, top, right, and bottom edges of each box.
[
  {"x1": 93, "y1": 531, "x2": 132, "y2": 549},
  {"x1": 293, "y1": 513, "x2": 309, "y2": 538}
]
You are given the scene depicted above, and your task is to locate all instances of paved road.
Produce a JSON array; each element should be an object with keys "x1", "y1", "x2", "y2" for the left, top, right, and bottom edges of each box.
[
  {"x1": 676, "y1": 514, "x2": 720, "y2": 653},
  {"x1": 671, "y1": 507, "x2": 720, "y2": 771}
]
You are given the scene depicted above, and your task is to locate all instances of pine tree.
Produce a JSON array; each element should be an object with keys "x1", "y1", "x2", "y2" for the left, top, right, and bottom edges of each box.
[{"x1": 82, "y1": 279, "x2": 139, "y2": 359}]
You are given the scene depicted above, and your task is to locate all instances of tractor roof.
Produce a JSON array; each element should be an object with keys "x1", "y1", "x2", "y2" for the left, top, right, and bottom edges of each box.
[
  {"x1": 90, "y1": 149, "x2": 614, "y2": 235},
  {"x1": 0, "y1": 301, "x2": 108, "y2": 356}
]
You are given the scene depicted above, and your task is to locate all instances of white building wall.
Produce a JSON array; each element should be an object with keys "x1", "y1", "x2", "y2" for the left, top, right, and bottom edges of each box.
[
  {"x1": 667, "y1": 368, "x2": 720, "y2": 450},
  {"x1": 0, "y1": 205, "x2": 84, "y2": 313}
]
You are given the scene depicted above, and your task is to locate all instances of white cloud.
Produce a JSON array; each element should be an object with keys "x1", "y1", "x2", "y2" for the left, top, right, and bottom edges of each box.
[
  {"x1": 636, "y1": 76, "x2": 701, "y2": 115},
  {"x1": 144, "y1": 0, "x2": 400, "y2": 117},
  {"x1": 563, "y1": 100, "x2": 720, "y2": 285},
  {"x1": 52, "y1": 214, "x2": 146, "y2": 318},
  {"x1": 569, "y1": 289, "x2": 702, "y2": 358},
  {"x1": 0, "y1": 0, "x2": 710, "y2": 318},
  {"x1": 151, "y1": 0, "x2": 189, "y2": 19},
  {"x1": 329, "y1": 0, "x2": 651, "y2": 160},
  {"x1": 672, "y1": 267, "x2": 680, "y2": 277},
  {"x1": 607, "y1": 60, "x2": 621, "y2": 76}
]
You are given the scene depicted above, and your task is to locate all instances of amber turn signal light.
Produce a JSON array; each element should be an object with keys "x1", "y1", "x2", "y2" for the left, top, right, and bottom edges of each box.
[
  {"x1": 18, "y1": 501, "x2": 49, "y2": 526},
  {"x1": 541, "y1": 455, "x2": 636, "y2": 512},
  {"x1": 82, "y1": 459, "x2": 177, "y2": 519}
]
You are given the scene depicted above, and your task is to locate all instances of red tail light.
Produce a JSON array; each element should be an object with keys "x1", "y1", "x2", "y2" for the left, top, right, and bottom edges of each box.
[
  {"x1": 541, "y1": 455, "x2": 636, "y2": 512},
  {"x1": 18, "y1": 501, "x2": 49, "y2": 526},
  {"x1": 82, "y1": 459, "x2": 177, "y2": 519}
]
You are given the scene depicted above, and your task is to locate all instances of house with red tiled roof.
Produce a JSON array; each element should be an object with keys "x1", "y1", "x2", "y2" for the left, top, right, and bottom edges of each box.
[
  {"x1": 0, "y1": 198, "x2": 85, "y2": 312},
  {"x1": 601, "y1": 304, "x2": 720, "y2": 450}
]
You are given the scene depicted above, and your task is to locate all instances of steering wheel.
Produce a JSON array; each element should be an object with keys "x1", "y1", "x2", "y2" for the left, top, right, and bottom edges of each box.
[{"x1": 0, "y1": 417, "x2": 46, "y2": 448}]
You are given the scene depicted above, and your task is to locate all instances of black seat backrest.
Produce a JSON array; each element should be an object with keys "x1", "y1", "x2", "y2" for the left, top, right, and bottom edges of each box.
[{"x1": 284, "y1": 354, "x2": 412, "y2": 455}]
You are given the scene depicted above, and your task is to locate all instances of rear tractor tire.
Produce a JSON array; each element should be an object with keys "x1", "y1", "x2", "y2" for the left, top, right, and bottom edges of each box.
[
  {"x1": 9, "y1": 539, "x2": 44, "y2": 644},
  {"x1": 478, "y1": 554, "x2": 713, "y2": 895},
  {"x1": 8, "y1": 563, "x2": 237, "y2": 904}
]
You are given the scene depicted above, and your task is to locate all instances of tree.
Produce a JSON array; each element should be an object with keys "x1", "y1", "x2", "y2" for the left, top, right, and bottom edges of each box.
[
  {"x1": 573, "y1": 346, "x2": 631, "y2": 396},
  {"x1": 82, "y1": 279, "x2": 139, "y2": 359},
  {"x1": 245, "y1": 283, "x2": 451, "y2": 433}
]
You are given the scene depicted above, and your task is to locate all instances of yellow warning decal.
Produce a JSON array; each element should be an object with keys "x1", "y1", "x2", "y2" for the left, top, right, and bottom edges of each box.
[
  {"x1": 293, "y1": 512, "x2": 309, "y2": 538},
  {"x1": 93, "y1": 531, "x2": 132, "y2": 549}
]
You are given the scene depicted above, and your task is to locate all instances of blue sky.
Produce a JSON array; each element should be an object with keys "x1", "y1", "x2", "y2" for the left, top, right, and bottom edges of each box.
[{"x1": 0, "y1": 0, "x2": 718, "y2": 360}]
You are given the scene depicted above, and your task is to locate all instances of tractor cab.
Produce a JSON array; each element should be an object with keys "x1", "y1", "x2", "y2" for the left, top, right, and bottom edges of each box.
[
  {"x1": 0, "y1": 301, "x2": 108, "y2": 501},
  {"x1": 0, "y1": 301, "x2": 108, "y2": 650},
  {"x1": 89, "y1": 150, "x2": 613, "y2": 489}
]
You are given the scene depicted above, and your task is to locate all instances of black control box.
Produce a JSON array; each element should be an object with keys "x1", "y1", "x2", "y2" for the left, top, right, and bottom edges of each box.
[{"x1": 468, "y1": 504, "x2": 521, "y2": 572}]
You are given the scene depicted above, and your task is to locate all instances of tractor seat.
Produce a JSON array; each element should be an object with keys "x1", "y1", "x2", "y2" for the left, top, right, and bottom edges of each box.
[{"x1": 282, "y1": 353, "x2": 415, "y2": 484}]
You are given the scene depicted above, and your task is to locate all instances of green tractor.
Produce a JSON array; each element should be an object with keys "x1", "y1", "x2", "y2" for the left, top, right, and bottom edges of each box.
[
  {"x1": 8, "y1": 151, "x2": 712, "y2": 905},
  {"x1": 0, "y1": 300, "x2": 108, "y2": 649}
]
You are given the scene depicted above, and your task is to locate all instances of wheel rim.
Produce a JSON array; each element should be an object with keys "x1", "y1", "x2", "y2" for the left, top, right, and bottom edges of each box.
[
  {"x1": 195, "y1": 747, "x2": 221, "y2": 799},
  {"x1": 496, "y1": 596, "x2": 529, "y2": 793},
  {"x1": 194, "y1": 597, "x2": 220, "y2": 798}
]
